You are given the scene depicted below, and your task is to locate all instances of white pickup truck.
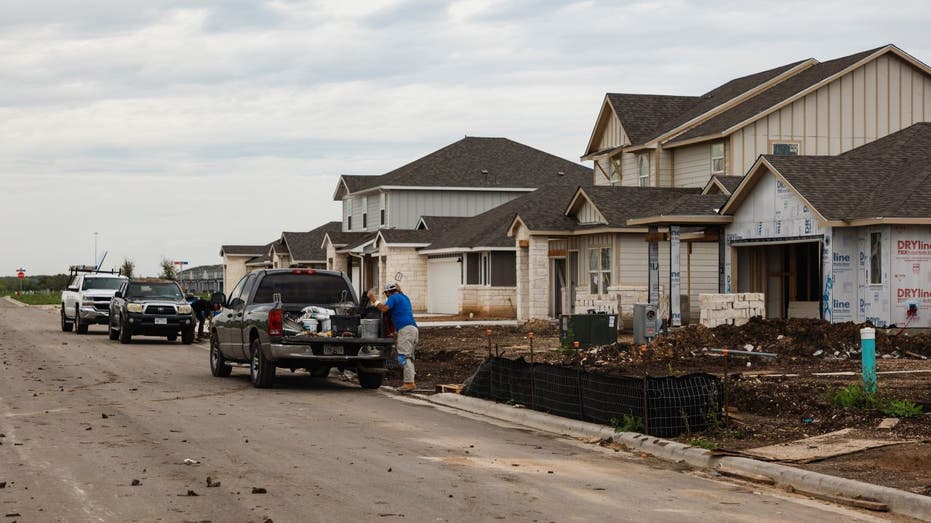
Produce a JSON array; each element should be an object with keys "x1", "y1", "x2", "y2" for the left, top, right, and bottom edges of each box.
[{"x1": 60, "y1": 267, "x2": 127, "y2": 334}]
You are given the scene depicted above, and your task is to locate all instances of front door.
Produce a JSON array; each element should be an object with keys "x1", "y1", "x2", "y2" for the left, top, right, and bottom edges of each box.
[
  {"x1": 568, "y1": 251, "x2": 579, "y2": 314},
  {"x1": 215, "y1": 275, "x2": 247, "y2": 356},
  {"x1": 553, "y1": 258, "x2": 566, "y2": 317}
]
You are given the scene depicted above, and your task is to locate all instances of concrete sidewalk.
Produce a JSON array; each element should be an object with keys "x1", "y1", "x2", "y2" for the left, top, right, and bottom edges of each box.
[{"x1": 412, "y1": 392, "x2": 931, "y2": 521}]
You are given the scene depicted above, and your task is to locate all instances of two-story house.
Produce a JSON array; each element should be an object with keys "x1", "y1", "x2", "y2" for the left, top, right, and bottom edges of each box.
[
  {"x1": 511, "y1": 44, "x2": 931, "y2": 325},
  {"x1": 323, "y1": 136, "x2": 592, "y2": 311}
]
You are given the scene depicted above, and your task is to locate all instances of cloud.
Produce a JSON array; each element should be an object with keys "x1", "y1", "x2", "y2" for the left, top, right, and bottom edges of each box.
[{"x1": 2, "y1": 0, "x2": 930, "y2": 275}]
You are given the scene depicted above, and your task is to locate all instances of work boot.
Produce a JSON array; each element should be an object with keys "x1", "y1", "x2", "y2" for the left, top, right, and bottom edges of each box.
[{"x1": 397, "y1": 382, "x2": 416, "y2": 393}]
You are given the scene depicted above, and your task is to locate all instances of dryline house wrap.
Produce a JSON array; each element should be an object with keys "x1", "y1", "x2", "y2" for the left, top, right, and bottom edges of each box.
[{"x1": 718, "y1": 126, "x2": 931, "y2": 328}]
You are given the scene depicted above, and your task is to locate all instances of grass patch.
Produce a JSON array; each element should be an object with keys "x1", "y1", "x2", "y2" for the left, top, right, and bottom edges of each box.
[
  {"x1": 688, "y1": 437, "x2": 718, "y2": 450},
  {"x1": 5, "y1": 293, "x2": 61, "y2": 305},
  {"x1": 828, "y1": 384, "x2": 881, "y2": 410},
  {"x1": 610, "y1": 414, "x2": 644, "y2": 433},
  {"x1": 881, "y1": 400, "x2": 924, "y2": 419}
]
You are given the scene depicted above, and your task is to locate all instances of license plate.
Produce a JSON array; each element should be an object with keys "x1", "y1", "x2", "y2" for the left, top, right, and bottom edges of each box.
[
  {"x1": 154, "y1": 318, "x2": 167, "y2": 325},
  {"x1": 322, "y1": 345, "x2": 344, "y2": 355}
]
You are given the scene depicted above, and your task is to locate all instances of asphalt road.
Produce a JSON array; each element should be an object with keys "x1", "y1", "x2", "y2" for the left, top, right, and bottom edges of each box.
[{"x1": 0, "y1": 299, "x2": 895, "y2": 523}]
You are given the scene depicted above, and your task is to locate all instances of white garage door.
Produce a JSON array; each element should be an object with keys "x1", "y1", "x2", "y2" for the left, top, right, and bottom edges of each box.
[{"x1": 427, "y1": 257, "x2": 461, "y2": 314}]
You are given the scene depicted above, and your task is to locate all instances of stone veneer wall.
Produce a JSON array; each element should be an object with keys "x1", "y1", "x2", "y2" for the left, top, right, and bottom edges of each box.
[
  {"x1": 526, "y1": 237, "x2": 549, "y2": 319},
  {"x1": 383, "y1": 246, "x2": 428, "y2": 311},
  {"x1": 574, "y1": 285, "x2": 667, "y2": 329},
  {"x1": 459, "y1": 286, "x2": 517, "y2": 318},
  {"x1": 699, "y1": 293, "x2": 765, "y2": 327}
]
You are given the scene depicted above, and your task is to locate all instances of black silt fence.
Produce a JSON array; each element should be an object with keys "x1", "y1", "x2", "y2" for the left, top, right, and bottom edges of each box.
[{"x1": 462, "y1": 357, "x2": 723, "y2": 438}]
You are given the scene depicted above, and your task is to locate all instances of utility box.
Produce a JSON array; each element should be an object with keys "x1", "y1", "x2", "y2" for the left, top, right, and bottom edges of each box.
[
  {"x1": 560, "y1": 314, "x2": 619, "y2": 349},
  {"x1": 633, "y1": 303, "x2": 658, "y2": 345}
]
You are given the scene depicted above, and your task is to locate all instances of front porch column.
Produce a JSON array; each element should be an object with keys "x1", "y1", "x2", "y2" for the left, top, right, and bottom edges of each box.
[
  {"x1": 669, "y1": 226, "x2": 682, "y2": 327},
  {"x1": 527, "y1": 236, "x2": 550, "y2": 319},
  {"x1": 718, "y1": 226, "x2": 727, "y2": 293},
  {"x1": 516, "y1": 242, "x2": 530, "y2": 320},
  {"x1": 648, "y1": 226, "x2": 660, "y2": 307}
]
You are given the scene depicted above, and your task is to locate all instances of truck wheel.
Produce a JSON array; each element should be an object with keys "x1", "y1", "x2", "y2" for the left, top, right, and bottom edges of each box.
[
  {"x1": 181, "y1": 327, "x2": 195, "y2": 345},
  {"x1": 309, "y1": 366, "x2": 331, "y2": 378},
  {"x1": 210, "y1": 335, "x2": 232, "y2": 377},
  {"x1": 108, "y1": 316, "x2": 119, "y2": 340},
  {"x1": 358, "y1": 372, "x2": 384, "y2": 389},
  {"x1": 119, "y1": 319, "x2": 132, "y2": 344},
  {"x1": 75, "y1": 307, "x2": 88, "y2": 334},
  {"x1": 249, "y1": 338, "x2": 275, "y2": 388},
  {"x1": 61, "y1": 306, "x2": 73, "y2": 332}
]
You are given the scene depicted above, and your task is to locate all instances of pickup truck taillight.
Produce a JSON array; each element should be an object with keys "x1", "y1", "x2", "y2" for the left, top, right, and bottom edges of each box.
[{"x1": 268, "y1": 308, "x2": 283, "y2": 337}]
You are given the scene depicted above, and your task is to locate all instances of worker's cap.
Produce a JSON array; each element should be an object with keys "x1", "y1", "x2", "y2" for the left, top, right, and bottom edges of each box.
[{"x1": 384, "y1": 282, "x2": 399, "y2": 293}]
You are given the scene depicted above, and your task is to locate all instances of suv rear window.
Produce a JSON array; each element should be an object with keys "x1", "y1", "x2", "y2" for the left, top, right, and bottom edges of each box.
[
  {"x1": 82, "y1": 278, "x2": 124, "y2": 291},
  {"x1": 254, "y1": 273, "x2": 355, "y2": 305},
  {"x1": 127, "y1": 282, "x2": 183, "y2": 300}
]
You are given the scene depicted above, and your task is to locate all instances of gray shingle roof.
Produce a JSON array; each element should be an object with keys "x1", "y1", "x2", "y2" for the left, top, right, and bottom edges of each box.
[
  {"x1": 417, "y1": 216, "x2": 463, "y2": 231},
  {"x1": 281, "y1": 222, "x2": 342, "y2": 262},
  {"x1": 379, "y1": 229, "x2": 435, "y2": 244},
  {"x1": 220, "y1": 244, "x2": 270, "y2": 256},
  {"x1": 605, "y1": 94, "x2": 699, "y2": 145},
  {"x1": 581, "y1": 186, "x2": 702, "y2": 228},
  {"x1": 669, "y1": 47, "x2": 884, "y2": 143},
  {"x1": 608, "y1": 60, "x2": 807, "y2": 148},
  {"x1": 761, "y1": 123, "x2": 931, "y2": 220},
  {"x1": 712, "y1": 175, "x2": 744, "y2": 194},
  {"x1": 337, "y1": 137, "x2": 592, "y2": 196},
  {"x1": 427, "y1": 184, "x2": 587, "y2": 250}
]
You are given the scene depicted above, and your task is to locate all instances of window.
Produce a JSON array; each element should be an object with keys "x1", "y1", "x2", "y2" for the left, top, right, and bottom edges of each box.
[
  {"x1": 466, "y1": 253, "x2": 481, "y2": 284},
  {"x1": 711, "y1": 143, "x2": 725, "y2": 174},
  {"x1": 362, "y1": 195, "x2": 368, "y2": 229},
  {"x1": 588, "y1": 248, "x2": 611, "y2": 294},
  {"x1": 870, "y1": 232, "x2": 883, "y2": 285},
  {"x1": 490, "y1": 252, "x2": 516, "y2": 286},
  {"x1": 379, "y1": 193, "x2": 386, "y2": 226},
  {"x1": 608, "y1": 159, "x2": 620, "y2": 186},
  {"x1": 346, "y1": 198, "x2": 353, "y2": 230},
  {"x1": 638, "y1": 154, "x2": 650, "y2": 187},
  {"x1": 772, "y1": 142, "x2": 799, "y2": 156}
]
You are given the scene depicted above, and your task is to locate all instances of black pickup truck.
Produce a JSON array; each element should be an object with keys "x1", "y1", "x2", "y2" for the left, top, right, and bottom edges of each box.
[{"x1": 209, "y1": 268, "x2": 395, "y2": 389}]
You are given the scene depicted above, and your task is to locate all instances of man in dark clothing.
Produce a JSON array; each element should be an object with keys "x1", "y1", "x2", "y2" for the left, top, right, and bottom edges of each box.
[{"x1": 186, "y1": 293, "x2": 211, "y2": 340}]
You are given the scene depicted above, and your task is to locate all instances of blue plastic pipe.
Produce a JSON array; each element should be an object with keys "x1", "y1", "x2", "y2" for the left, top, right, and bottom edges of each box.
[{"x1": 860, "y1": 327, "x2": 876, "y2": 393}]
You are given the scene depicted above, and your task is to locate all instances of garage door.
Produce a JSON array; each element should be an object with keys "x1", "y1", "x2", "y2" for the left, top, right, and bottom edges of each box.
[{"x1": 428, "y1": 257, "x2": 461, "y2": 314}]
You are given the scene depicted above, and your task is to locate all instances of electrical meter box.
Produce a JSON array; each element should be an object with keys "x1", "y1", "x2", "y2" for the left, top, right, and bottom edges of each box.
[{"x1": 633, "y1": 303, "x2": 658, "y2": 345}]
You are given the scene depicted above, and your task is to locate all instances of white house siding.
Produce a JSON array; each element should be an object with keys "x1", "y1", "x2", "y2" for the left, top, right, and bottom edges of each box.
[
  {"x1": 673, "y1": 143, "x2": 714, "y2": 188},
  {"x1": 730, "y1": 54, "x2": 931, "y2": 174},
  {"x1": 222, "y1": 256, "x2": 251, "y2": 294},
  {"x1": 619, "y1": 152, "x2": 639, "y2": 187},
  {"x1": 658, "y1": 147, "x2": 674, "y2": 187},
  {"x1": 597, "y1": 113, "x2": 626, "y2": 152},
  {"x1": 387, "y1": 190, "x2": 526, "y2": 230},
  {"x1": 577, "y1": 200, "x2": 607, "y2": 225}
]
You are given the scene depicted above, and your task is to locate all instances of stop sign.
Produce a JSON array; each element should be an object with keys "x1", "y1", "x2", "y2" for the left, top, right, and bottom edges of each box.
[{"x1": 16, "y1": 271, "x2": 24, "y2": 279}]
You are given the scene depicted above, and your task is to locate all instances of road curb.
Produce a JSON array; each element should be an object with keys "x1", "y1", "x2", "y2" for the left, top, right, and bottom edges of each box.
[
  {"x1": 417, "y1": 392, "x2": 931, "y2": 521},
  {"x1": 2, "y1": 296, "x2": 26, "y2": 307}
]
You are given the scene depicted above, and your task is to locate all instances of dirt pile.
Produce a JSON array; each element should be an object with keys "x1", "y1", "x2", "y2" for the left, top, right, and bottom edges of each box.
[{"x1": 647, "y1": 317, "x2": 931, "y2": 361}]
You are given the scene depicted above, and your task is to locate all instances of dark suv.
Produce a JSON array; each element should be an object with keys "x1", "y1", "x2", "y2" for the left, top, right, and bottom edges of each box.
[{"x1": 109, "y1": 279, "x2": 196, "y2": 344}]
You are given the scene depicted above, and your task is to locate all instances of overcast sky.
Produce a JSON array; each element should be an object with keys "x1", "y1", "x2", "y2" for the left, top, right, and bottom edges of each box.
[{"x1": 2, "y1": 0, "x2": 929, "y2": 277}]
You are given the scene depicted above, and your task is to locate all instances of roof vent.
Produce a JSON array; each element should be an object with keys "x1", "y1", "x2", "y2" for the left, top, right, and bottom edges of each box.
[
  {"x1": 557, "y1": 171, "x2": 565, "y2": 177},
  {"x1": 481, "y1": 169, "x2": 489, "y2": 184}
]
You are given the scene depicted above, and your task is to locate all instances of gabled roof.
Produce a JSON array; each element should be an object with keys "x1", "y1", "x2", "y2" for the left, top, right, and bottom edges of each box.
[
  {"x1": 280, "y1": 222, "x2": 342, "y2": 262},
  {"x1": 702, "y1": 175, "x2": 744, "y2": 195},
  {"x1": 377, "y1": 229, "x2": 435, "y2": 246},
  {"x1": 333, "y1": 137, "x2": 592, "y2": 199},
  {"x1": 605, "y1": 94, "x2": 699, "y2": 145},
  {"x1": 584, "y1": 59, "x2": 811, "y2": 157},
  {"x1": 569, "y1": 186, "x2": 702, "y2": 229},
  {"x1": 722, "y1": 123, "x2": 931, "y2": 224},
  {"x1": 219, "y1": 244, "x2": 270, "y2": 257},
  {"x1": 322, "y1": 231, "x2": 377, "y2": 254},
  {"x1": 667, "y1": 46, "x2": 922, "y2": 145},
  {"x1": 416, "y1": 216, "x2": 463, "y2": 231},
  {"x1": 245, "y1": 254, "x2": 272, "y2": 267},
  {"x1": 430, "y1": 184, "x2": 586, "y2": 250}
]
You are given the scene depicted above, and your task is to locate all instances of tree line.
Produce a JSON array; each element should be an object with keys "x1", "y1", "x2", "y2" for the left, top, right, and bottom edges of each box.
[{"x1": 2, "y1": 257, "x2": 181, "y2": 293}]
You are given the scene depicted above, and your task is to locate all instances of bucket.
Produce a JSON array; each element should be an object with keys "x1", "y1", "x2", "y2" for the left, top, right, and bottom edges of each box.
[
  {"x1": 320, "y1": 318, "x2": 332, "y2": 333},
  {"x1": 302, "y1": 318, "x2": 318, "y2": 332},
  {"x1": 360, "y1": 319, "x2": 380, "y2": 338}
]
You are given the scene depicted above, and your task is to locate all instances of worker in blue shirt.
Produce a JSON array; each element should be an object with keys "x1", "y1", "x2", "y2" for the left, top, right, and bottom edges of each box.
[{"x1": 376, "y1": 282, "x2": 418, "y2": 392}]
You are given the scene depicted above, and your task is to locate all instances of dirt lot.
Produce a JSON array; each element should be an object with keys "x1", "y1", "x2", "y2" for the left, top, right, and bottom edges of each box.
[{"x1": 389, "y1": 318, "x2": 931, "y2": 496}]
